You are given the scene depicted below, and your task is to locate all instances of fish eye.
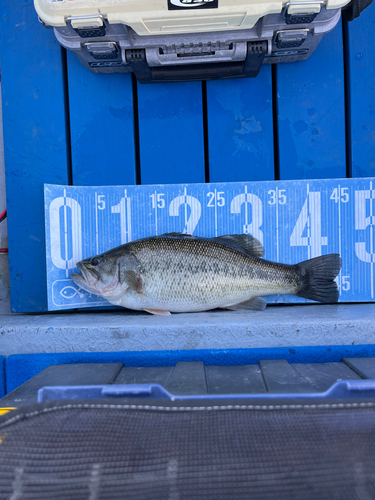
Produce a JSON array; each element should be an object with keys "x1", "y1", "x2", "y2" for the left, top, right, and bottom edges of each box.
[{"x1": 91, "y1": 257, "x2": 100, "y2": 266}]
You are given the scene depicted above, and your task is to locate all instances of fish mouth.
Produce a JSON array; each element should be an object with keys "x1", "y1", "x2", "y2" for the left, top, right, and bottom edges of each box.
[
  {"x1": 70, "y1": 256, "x2": 129, "y2": 300},
  {"x1": 71, "y1": 262, "x2": 101, "y2": 295},
  {"x1": 83, "y1": 266, "x2": 100, "y2": 281},
  {"x1": 71, "y1": 262, "x2": 123, "y2": 298},
  {"x1": 70, "y1": 272, "x2": 99, "y2": 295},
  {"x1": 76, "y1": 262, "x2": 101, "y2": 281}
]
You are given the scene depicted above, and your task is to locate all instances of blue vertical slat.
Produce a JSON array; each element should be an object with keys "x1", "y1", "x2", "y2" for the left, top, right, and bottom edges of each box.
[
  {"x1": 0, "y1": 356, "x2": 4, "y2": 398},
  {"x1": 345, "y1": 2, "x2": 375, "y2": 178},
  {"x1": 206, "y1": 66, "x2": 275, "y2": 182},
  {"x1": 67, "y1": 53, "x2": 136, "y2": 186},
  {"x1": 277, "y1": 22, "x2": 346, "y2": 180},
  {"x1": 0, "y1": 1, "x2": 69, "y2": 312},
  {"x1": 137, "y1": 82, "x2": 205, "y2": 185}
]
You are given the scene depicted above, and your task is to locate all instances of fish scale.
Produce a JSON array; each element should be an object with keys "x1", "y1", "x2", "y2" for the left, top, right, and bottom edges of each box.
[
  {"x1": 134, "y1": 245, "x2": 283, "y2": 310},
  {"x1": 71, "y1": 234, "x2": 341, "y2": 315}
]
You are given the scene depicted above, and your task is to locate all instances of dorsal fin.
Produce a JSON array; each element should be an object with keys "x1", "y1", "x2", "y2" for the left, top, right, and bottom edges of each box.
[
  {"x1": 161, "y1": 232, "x2": 194, "y2": 238},
  {"x1": 213, "y1": 234, "x2": 264, "y2": 258}
]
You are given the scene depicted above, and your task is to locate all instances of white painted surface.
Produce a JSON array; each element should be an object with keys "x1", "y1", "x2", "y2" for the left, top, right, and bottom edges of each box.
[{"x1": 0, "y1": 304, "x2": 374, "y2": 356}]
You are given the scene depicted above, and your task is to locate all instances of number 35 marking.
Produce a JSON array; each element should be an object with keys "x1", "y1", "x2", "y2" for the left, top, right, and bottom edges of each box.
[{"x1": 268, "y1": 189, "x2": 286, "y2": 205}]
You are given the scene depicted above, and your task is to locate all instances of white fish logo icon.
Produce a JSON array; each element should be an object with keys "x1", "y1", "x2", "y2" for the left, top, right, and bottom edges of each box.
[{"x1": 60, "y1": 286, "x2": 84, "y2": 300}]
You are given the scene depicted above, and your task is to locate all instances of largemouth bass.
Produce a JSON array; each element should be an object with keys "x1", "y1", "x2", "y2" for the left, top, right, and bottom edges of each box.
[{"x1": 71, "y1": 233, "x2": 342, "y2": 315}]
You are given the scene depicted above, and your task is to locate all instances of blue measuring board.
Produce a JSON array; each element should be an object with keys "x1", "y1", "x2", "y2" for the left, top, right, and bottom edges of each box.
[{"x1": 45, "y1": 178, "x2": 375, "y2": 311}]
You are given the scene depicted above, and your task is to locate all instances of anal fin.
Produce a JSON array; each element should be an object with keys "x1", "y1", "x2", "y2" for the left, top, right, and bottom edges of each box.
[
  {"x1": 143, "y1": 308, "x2": 171, "y2": 316},
  {"x1": 224, "y1": 297, "x2": 267, "y2": 312}
]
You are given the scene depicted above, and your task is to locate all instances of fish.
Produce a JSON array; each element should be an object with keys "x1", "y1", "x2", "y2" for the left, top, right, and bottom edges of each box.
[{"x1": 70, "y1": 233, "x2": 342, "y2": 316}]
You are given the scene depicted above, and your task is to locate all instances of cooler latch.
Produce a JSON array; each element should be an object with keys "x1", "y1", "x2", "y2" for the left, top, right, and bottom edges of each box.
[
  {"x1": 284, "y1": 2, "x2": 323, "y2": 24},
  {"x1": 85, "y1": 42, "x2": 119, "y2": 60},
  {"x1": 274, "y1": 29, "x2": 309, "y2": 48},
  {"x1": 67, "y1": 15, "x2": 107, "y2": 38},
  {"x1": 125, "y1": 49, "x2": 153, "y2": 81}
]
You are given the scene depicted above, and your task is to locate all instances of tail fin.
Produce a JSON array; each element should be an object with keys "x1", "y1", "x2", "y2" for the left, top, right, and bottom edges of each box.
[{"x1": 296, "y1": 254, "x2": 342, "y2": 303}]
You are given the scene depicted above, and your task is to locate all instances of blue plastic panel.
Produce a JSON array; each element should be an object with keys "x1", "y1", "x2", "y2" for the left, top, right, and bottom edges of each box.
[
  {"x1": 277, "y1": 21, "x2": 346, "y2": 180},
  {"x1": 45, "y1": 177, "x2": 375, "y2": 310},
  {"x1": 0, "y1": 0, "x2": 69, "y2": 313},
  {"x1": 6, "y1": 345, "x2": 375, "y2": 393},
  {"x1": 137, "y1": 82, "x2": 205, "y2": 184},
  {"x1": 206, "y1": 66, "x2": 275, "y2": 182},
  {"x1": 67, "y1": 53, "x2": 136, "y2": 186},
  {"x1": 346, "y1": 3, "x2": 375, "y2": 178}
]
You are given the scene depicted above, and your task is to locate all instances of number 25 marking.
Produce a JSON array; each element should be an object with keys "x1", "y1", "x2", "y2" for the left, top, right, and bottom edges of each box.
[{"x1": 207, "y1": 191, "x2": 225, "y2": 207}]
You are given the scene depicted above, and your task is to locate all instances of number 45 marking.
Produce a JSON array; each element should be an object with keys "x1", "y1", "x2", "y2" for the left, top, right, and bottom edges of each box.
[{"x1": 330, "y1": 187, "x2": 349, "y2": 203}]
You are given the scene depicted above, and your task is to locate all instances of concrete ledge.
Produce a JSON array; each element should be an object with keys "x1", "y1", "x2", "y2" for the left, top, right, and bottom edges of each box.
[{"x1": 0, "y1": 304, "x2": 374, "y2": 356}]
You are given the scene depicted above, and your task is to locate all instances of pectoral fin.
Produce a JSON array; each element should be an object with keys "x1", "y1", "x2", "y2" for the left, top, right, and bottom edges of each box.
[
  {"x1": 123, "y1": 270, "x2": 144, "y2": 293},
  {"x1": 143, "y1": 308, "x2": 171, "y2": 316},
  {"x1": 117, "y1": 253, "x2": 144, "y2": 293},
  {"x1": 224, "y1": 297, "x2": 267, "y2": 311}
]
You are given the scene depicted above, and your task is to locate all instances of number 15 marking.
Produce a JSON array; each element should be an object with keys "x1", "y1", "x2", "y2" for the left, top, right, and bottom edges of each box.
[{"x1": 150, "y1": 193, "x2": 165, "y2": 209}]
